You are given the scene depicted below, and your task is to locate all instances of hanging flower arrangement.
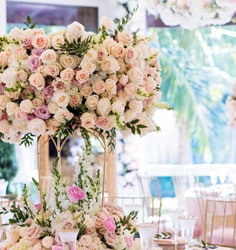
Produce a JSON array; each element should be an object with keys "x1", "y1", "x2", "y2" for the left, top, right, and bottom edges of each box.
[{"x1": 142, "y1": 0, "x2": 236, "y2": 29}]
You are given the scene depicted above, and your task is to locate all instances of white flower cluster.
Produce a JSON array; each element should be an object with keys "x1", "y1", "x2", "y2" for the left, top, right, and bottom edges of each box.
[{"x1": 142, "y1": 0, "x2": 236, "y2": 29}]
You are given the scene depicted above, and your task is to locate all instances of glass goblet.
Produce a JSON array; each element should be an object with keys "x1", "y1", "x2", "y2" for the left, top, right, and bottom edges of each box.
[
  {"x1": 136, "y1": 222, "x2": 157, "y2": 250},
  {"x1": 179, "y1": 215, "x2": 197, "y2": 250},
  {"x1": 168, "y1": 208, "x2": 185, "y2": 246}
]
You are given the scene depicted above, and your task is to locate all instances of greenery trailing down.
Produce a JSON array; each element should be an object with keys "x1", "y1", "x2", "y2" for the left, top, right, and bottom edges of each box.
[{"x1": 153, "y1": 25, "x2": 236, "y2": 163}]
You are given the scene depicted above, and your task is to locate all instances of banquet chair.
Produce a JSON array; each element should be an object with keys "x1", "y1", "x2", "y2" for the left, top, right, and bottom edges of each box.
[
  {"x1": 106, "y1": 196, "x2": 169, "y2": 233},
  {"x1": 204, "y1": 199, "x2": 236, "y2": 247}
]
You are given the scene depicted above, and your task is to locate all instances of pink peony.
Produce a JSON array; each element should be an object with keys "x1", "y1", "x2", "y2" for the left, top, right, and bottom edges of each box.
[{"x1": 67, "y1": 185, "x2": 85, "y2": 203}]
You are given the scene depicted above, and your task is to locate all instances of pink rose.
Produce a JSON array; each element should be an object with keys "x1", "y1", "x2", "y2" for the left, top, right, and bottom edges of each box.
[
  {"x1": 34, "y1": 105, "x2": 51, "y2": 120},
  {"x1": 26, "y1": 223, "x2": 42, "y2": 241},
  {"x1": 80, "y1": 112, "x2": 96, "y2": 129},
  {"x1": 125, "y1": 235, "x2": 134, "y2": 248},
  {"x1": 104, "y1": 231, "x2": 119, "y2": 247},
  {"x1": 67, "y1": 185, "x2": 85, "y2": 203},
  {"x1": 104, "y1": 217, "x2": 116, "y2": 232},
  {"x1": 29, "y1": 55, "x2": 42, "y2": 72}
]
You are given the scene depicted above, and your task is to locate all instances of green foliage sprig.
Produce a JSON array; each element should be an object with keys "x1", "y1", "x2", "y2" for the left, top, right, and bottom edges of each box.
[
  {"x1": 126, "y1": 119, "x2": 147, "y2": 135},
  {"x1": 60, "y1": 36, "x2": 92, "y2": 57},
  {"x1": 195, "y1": 240, "x2": 217, "y2": 249},
  {"x1": 155, "y1": 231, "x2": 172, "y2": 239},
  {"x1": 20, "y1": 133, "x2": 36, "y2": 147},
  {"x1": 24, "y1": 16, "x2": 36, "y2": 29},
  {"x1": 113, "y1": 5, "x2": 138, "y2": 35}
]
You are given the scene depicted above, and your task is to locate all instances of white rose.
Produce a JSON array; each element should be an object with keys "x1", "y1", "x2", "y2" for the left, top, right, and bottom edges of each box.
[
  {"x1": 128, "y1": 100, "x2": 143, "y2": 113},
  {"x1": 83, "y1": 48, "x2": 97, "y2": 62},
  {"x1": 60, "y1": 68, "x2": 75, "y2": 83},
  {"x1": 1, "y1": 68, "x2": 17, "y2": 88},
  {"x1": 42, "y1": 236, "x2": 54, "y2": 249},
  {"x1": 51, "y1": 33, "x2": 65, "y2": 50},
  {"x1": 100, "y1": 16, "x2": 113, "y2": 30},
  {"x1": 65, "y1": 21, "x2": 85, "y2": 43},
  {"x1": 80, "y1": 112, "x2": 96, "y2": 129},
  {"x1": 20, "y1": 99, "x2": 34, "y2": 113},
  {"x1": 59, "y1": 54, "x2": 79, "y2": 69},
  {"x1": 29, "y1": 73, "x2": 45, "y2": 90},
  {"x1": 85, "y1": 95, "x2": 99, "y2": 110},
  {"x1": 44, "y1": 64, "x2": 60, "y2": 77},
  {"x1": 100, "y1": 55, "x2": 120, "y2": 74},
  {"x1": 40, "y1": 49, "x2": 57, "y2": 64},
  {"x1": 124, "y1": 109, "x2": 137, "y2": 123},
  {"x1": 111, "y1": 99, "x2": 125, "y2": 114},
  {"x1": 6, "y1": 102, "x2": 18, "y2": 116},
  {"x1": 127, "y1": 67, "x2": 143, "y2": 84},
  {"x1": 117, "y1": 30, "x2": 133, "y2": 46},
  {"x1": 54, "y1": 108, "x2": 73, "y2": 122},
  {"x1": 52, "y1": 91, "x2": 70, "y2": 108},
  {"x1": 97, "y1": 98, "x2": 111, "y2": 116},
  {"x1": 47, "y1": 101, "x2": 59, "y2": 114},
  {"x1": 27, "y1": 118, "x2": 46, "y2": 136},
  {"x1": 80, "y1": 60, "x2": 96, "y2": 74}
]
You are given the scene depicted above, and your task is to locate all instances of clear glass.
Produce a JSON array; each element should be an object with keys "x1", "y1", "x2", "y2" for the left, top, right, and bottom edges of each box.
[
  {"x1": 136, "y1": 223, "x2": 157, "y2": 250},
  {"x1": 168, "y1": 208, "x2": 185, "y2": 246},
  {"x1": 179, "y1": 216, "x2": 197, "y2": 250},
  {"x1": 58, "y1": 230, "x2": 79, "y2": 250}
]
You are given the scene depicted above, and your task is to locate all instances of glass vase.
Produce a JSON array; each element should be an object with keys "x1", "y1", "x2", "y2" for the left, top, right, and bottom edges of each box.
[{"x1": 58, "y1": 230, "x2": 79, "y2": 250}]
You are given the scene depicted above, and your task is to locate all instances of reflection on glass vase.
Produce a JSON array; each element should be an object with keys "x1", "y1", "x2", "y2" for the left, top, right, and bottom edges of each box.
[
  {"x1": 58, "y1": 230, "x2": 79, "y2": 250},
  {"x1": 136, "y1": 223, "x2": 157, "y2": 250}
]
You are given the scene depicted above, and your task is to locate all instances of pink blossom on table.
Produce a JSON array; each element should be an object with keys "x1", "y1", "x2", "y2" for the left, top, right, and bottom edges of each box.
[
  {"x1": 67, "y1": 185, "x2": 85, "y2": 203},
  {"x1": 104, "y1": 217, "x2": 116, "y2": 233}
]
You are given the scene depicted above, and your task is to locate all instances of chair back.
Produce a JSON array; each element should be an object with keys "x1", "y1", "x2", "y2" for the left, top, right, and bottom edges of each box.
[
  {"x1": 106, "y1": 196, "x2": 163, "y2": 232},
  {"x1": 204, "y1": 199, "x2": 236, "y2": 247}
]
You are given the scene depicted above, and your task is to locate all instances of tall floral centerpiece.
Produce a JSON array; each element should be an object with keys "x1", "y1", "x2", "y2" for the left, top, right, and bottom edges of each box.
[{"x1": 0, "y1": 8, "x2": 166, "y2": 250}]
